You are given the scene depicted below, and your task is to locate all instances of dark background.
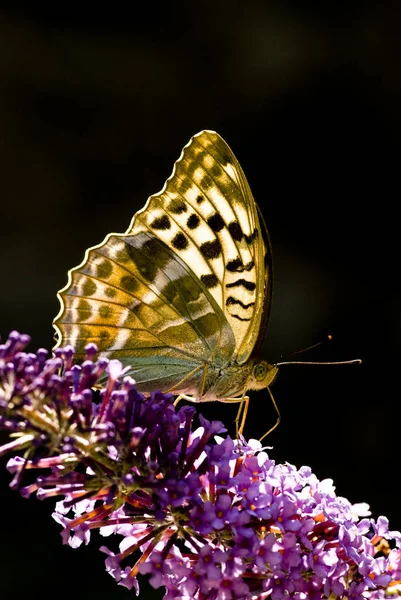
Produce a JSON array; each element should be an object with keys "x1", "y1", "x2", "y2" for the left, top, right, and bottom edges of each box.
[{"x1": 1, "y1": 4, "x2": 400, "y2": 599}]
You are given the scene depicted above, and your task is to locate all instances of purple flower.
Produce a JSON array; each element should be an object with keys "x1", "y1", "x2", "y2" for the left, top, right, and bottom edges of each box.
[
  {"x1": 372, "y1": 515, "x2": 401, "y2": 545},
  {"x1": 193, "y1": 545, "x2": 227, "y2": 579},
  {"x1": 254, "y1": 533, "x2": 283, "y2": 570},
  {"x1": 359, "y1": 556, "x2": 392, "y2": 589},
  {"x1": 138, "y1": 551, "x2": 173, "y2": 589},
  {"x1": 210, "y1": 463, "x2": 233, "y2": 489},
  {"x1": 201, "y1": 556, "x2": 249, "y2": 599},
  {"x1": 208, "y1": 494, "x2": 237, "y2": 530},
  {"x1": 2, "y1": 331, "x2": 401, "y2": 599},
  {"x1": 281, "y1": 532, "x2": 302, "y2": 569},
  {"x1": 304, "y1": 539, "x2": 337, "y2": 578},
  {"x1": 263, "y1": 569, "x2": 296, "y2": 599}
]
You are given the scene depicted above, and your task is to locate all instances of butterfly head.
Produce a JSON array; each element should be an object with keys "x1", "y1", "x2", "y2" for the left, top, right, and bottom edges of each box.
[{"x1": 248, "y1": 360, "x2": 279, "y2": 391}]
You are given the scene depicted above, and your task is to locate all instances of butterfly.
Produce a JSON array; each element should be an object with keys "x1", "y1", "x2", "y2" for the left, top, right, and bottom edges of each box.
[{"x1": 53, "y1": 130, "x2": 280, "y2": 437}]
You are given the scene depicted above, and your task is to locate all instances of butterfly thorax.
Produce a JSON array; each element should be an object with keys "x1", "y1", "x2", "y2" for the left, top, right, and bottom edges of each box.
[{"x1": 197, "y1": 359, "x2": 278, "y2": 403}]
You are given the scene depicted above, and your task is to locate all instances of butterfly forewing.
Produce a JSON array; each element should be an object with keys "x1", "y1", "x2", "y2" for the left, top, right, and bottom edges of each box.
[
  {"x1": 128, "y1": 130, "x2": 269, "y2": 364},
  {"x1": 54, "y1": 130, "x2": 271, "y2": 398}
]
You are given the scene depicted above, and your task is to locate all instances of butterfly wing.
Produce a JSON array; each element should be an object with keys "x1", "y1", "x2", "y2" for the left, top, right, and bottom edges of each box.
[
  {"x1": 53, "y1": 229, "x2": 235, "y2": 393},
  {"x1": 130, "y1": 130, "x2": 270, "y2": 365},
  {"x1": 53, "y1": 130, "x2": 271, "y2": 395}
]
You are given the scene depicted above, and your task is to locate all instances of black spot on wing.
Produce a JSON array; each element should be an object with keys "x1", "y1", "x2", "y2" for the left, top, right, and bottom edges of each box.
[
  {"x1": 228, "y1": 221, "x2": 243, "y2": 241},
  {"x1": 226, "y1": 296, "x2": 255, "y2": 309},
  {"x1": 200, "y1": 174, "x2": 213, "y2": 190},
  {"x1": 245, "y1": 228, "x2": 259, "y2": 244},
  {"x1": 200, "y1": 274, "x2": 218, "y2": 288},
  {"x1": 82, "y1": 279, "x2": 97, "y2": 297},
  {"x1": 99, "y1": 304, "x2": 113, "y2": 319},
  {"x1": 168, "y1": 199, "x2": 187, "y2": 214},
  {"x1": 226, "y1": 258, "x2": 242, "y2": 272},
  {"x1": 151, "y1": 215, "x2": 171, "y2": 230},
  {"x1": 177, "y1": 177, "x2": 192, "y2": 194},
  {"x1": 200, "y1": 239, "x2": 222, "y2": 259},
  {"x1": 105, "y1": 286, "x2": 117, "y2": 298},
  {"x1": 196, "y1": 195, "x2": 204, "y2": 204},
  {"x1": 172, "y1": 232, "x2": 189, "y2": 250},
  {"x1": 187, "y1": 214, "x2": 200, "y2": 229},
  {"x1": 96, "y1": 259, "x2": 113, "y2": 279},
  {"x1": 77, "y1": 299, "x2": 92, "y2": 322},
  {"x1": 207, "y1": 213, "x2": 225, "y2": 232},
  {"x1": 125, "y1": 235, "x2": 170, "y2": 281},
  {"x1": 161, "y1": 275, "x2": 203, "y2": 305},
  {"x1": 226, "y1": 259, "x2": 255, "y2": 273},
  {"x1": 231, "y1": 314, "x2": 251, "y2": 322},
  {"x1": 226, "y1": 279, "x2": 256, "y2": 291},
  {"x1": 120, "y1": 275, "x2": 139, "y2": 293},
  {"x1": 210, "y1": 163, "x2": 223, "y2": 178},
  {"x1": 99, "y1": 329, "x2": 112, "y2": 343}
]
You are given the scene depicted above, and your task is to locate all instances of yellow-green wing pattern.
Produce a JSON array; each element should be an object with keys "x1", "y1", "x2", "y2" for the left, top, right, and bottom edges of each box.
[
  {"x1": 53, "y1": 228, "x2": 235, "y2": 393},
  {"x1": 53, "y1": 130, "x2": 270, "y2": 396}
]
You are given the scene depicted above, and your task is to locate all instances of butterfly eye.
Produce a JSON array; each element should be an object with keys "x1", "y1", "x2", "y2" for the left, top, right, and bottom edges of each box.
[{"x1": 253, "y1": 363, "x2": 267, "y2": 381}]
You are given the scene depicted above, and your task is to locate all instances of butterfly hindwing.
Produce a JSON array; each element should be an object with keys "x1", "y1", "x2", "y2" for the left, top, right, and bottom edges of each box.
[{"x1": 55, "y1": 229, "x2": 236, "y2": 390}]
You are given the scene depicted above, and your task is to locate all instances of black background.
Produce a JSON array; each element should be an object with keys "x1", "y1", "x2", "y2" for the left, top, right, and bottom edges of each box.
[{"x1": 1, "y1": 4, "x2": 400, "y2": 599}]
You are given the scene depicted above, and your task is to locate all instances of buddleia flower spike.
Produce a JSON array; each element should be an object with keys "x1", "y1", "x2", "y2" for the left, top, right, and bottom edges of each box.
[{"x1": 0, "y1": 331, "x2": 399, "y2": 599}]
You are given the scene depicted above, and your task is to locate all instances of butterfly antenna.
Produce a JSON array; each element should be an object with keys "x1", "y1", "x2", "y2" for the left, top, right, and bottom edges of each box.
[
  {"x1": 276, "y1": 334, "x2": 362, "y2": 367},
  {"x1": 277, "y1": 358, "x2": 362, "y2": 367},
  {"x1": 282, "y1": 334, "x2": 333, "y2": 358}
]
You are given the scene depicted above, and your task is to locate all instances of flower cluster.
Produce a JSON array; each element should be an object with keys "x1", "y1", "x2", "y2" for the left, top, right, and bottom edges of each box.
[{"x1": 1, "y1": 330, "x2": 401, "y2": 599}]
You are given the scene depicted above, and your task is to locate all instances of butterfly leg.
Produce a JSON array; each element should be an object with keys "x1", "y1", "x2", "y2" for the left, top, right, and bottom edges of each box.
[
  {"x1": 234, "y1": 395, "x2": 250, "y2": 437},
  {"x1": 238, "y1": 395, "x2": 250, "y2": 436},
  {"x1": 174, "y1": 395, "x2": 183, "y2": 407},
  {"x1": 221, "y1": 394, "x2": 250, "y2": 437},
  {"x1": 166, "y1": 363, "x2": 207, "y2": 397},
  {"x1": 169, "y1": 362, "x2": 210, "y2": 407},
  {"x1": 258, "y1": 386, "x2": 281, "y2": 442},
  {"x1": 226, "y1": 387, "x2": 281, "y2": 442},
  {"x1": 173, "y1": 394, "x2": 198, "y2": 407}
]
